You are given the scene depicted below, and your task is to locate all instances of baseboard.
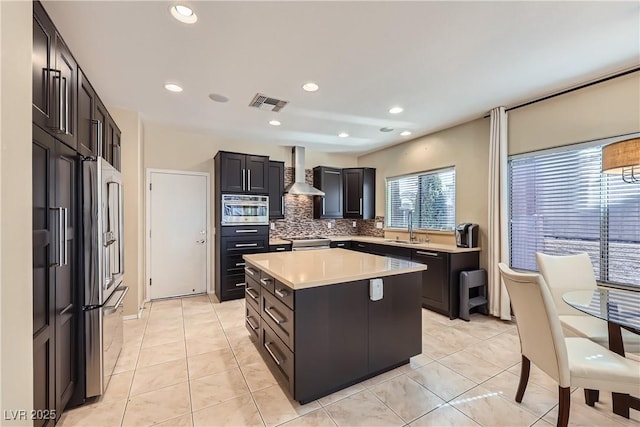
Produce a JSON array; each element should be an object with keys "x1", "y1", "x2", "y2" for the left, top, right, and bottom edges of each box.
[{"x1": 123, "y1": 307, "x2": 144, "y2": 320}]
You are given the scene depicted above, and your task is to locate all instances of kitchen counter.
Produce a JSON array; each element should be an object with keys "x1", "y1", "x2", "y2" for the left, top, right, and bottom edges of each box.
[
  {"x1": 243, "y1": 248, "x2": 426, "y2": 290},
  {"x1": 326, "y1": 235, "x2": 480, "y2": 253}
]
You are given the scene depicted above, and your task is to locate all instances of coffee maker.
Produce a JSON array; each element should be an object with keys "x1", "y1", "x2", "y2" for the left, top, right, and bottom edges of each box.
[{"x1": 456, "y1": 223, "x2": 479, "y2": 248}]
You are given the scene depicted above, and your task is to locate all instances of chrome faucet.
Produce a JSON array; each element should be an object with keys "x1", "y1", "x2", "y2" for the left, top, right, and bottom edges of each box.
[{"x1": 408, "y1": 210, "x2": 415, "y2": 242}]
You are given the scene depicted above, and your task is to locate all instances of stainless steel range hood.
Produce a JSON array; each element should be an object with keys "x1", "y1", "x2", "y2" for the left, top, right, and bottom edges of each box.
[{"x1": 284, "y1": 146, "x2": 325, "y2": 196}]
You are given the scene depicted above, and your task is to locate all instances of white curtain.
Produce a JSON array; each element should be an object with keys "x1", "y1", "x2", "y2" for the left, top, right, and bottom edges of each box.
[{"x1": 488, "y1": 106, "x2": 511, "y2": 320}]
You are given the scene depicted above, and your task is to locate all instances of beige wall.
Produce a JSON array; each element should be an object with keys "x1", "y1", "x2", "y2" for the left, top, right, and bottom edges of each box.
[
  {"x1": 111, "y1": 108, "x2": 145, "y2": 316},
  {"x1": 358, "y1": 118, "x2": 491, "y2": 268},
  {"x1": 0, "y1": 0, "x2": 33, "y2": 423},
  {"x1": 143, "y1": 121, "x2": 358, "y2": 300},
  {"x1": 509, "y1": 71, "x2": 640, "y2": 155}
]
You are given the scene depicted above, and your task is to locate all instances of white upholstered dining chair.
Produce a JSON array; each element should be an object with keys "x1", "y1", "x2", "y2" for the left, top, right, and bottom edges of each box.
[
  {"x1": 498, "y1": 263, "x2": 640, "y2": 427},
  {"x1": 535, "y1": 252, "x2": 640, "y2": 354}
]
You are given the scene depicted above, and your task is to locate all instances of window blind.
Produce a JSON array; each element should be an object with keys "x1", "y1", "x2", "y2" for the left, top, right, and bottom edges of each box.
[
  {"x1": 509, "y1": 142, "x2": 640, "y2": 287},
  {"x1": 386, "y1": 168, "x2": 456, "y2": 230}
]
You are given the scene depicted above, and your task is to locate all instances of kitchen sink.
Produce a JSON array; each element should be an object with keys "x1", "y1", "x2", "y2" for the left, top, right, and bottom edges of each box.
[{"x1": 384, "y1": 239, "x2": 422, "y2": 245}]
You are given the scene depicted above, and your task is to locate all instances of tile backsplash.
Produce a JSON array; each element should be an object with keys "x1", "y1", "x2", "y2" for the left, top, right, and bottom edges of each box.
[{"x1": 269, "y1": 168, "x2": 384, "y2": 239}]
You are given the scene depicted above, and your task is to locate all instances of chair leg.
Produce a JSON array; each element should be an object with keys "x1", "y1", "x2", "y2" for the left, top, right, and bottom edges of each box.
[
  {"x1": 515, "y1": 355, "x2": 530, "y2": 403},
  {"x1": 558, "y1": 386, "x2": 570, "y2": 427},
  {"x1": 584, "y1": 388, "x2": 599, "y2": 406}
]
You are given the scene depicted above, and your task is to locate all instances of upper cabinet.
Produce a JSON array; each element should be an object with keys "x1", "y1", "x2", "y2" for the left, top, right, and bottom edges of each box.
[
  {"x1": 268, "y1": 161, "x2": 285, "y2": 219},
  {"x1": 77, "y1": 70, "x2": 98, "y2": 157},
  {"x1": 216, "y1": 151, "x2": 269, "y2": 194},
  {"x1": 343, "y1": 168, "x2": 376, "y2": 219},
  {"x1": 32, "y1": 2, "x2": 77, "y2": 151},
  {"x1": 313, "y1": 166, "x2": 343, "y2": 219}
]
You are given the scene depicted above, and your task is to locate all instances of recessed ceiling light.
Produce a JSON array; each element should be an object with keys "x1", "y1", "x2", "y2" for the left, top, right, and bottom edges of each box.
[
  {"x1": 164, "y1": 83, "x2": 183, "y2": 93},
  {"x1": 269, "y1": 120, "x2": 281, "y2": 126},
  {"x1": 380, "y1": 127, "x2": 394, "y2": 132},
  {"x1": 338, "y1": 132, "x2": 349, "y2": 138},
  {"x1": 302, "y1": 82, "x2": 319, "y2": 92},
  {"x1": 389, "y1": 106, "x2": 404, "y2": 114},
  {"x1": 170, "y1": 4, "x2": 197, "y2": 24},
  {"x1": 400, "y1": 131, "x2": 412, "y2": 136},
  {"x1": 208, "y1": 93, "x2": 229, "y2": 103}
]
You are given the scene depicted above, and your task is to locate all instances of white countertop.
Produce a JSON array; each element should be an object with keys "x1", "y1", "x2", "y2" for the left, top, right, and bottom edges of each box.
[
  {"x1": 243, "y1": 248, "x2": 427, "y2": 290},
  {"x1": 269, "y1": 238, "x2": 291, "y2": 245},
  {"x1": 326, "y1": 235, "x2": 480, "y2": 253}
]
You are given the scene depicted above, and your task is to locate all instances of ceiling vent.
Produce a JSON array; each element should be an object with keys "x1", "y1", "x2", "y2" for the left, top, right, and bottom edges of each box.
[{"x1": 249, "y1": 93, "x2": 288, "y2": 112}]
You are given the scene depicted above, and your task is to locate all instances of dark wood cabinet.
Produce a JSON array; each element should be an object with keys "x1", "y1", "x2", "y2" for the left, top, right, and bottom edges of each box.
[
  {"x1": 94, "y1": 100, "x2": 110, "y2": 161},
  {"x1": 216, "y1": 151, "x2": 269, "y2": 194},
  {"x1": 32, "y1": 2, "x2": 56, "y2": 134},
  {"x1": 411, "y1": 249, "x2": 479, "y2": 319},
  {"x1": 106, "y1": 118, "x2": 121, "y2": 171},
  {"x1": 246, "y1": 264, "x2": 421, "y2": 404},
  {"x1": 77, "y1": 70, "x2": 97, "y2": 158},
  {"x1": 269, "y1": 243, "x2": 292, "y2": 252},
  {"x1": 343, "y1": 168, "x2": 375, "y2": 219},
  {"x1": 32, "y1": 124, "x2": 78, "y2": 425},
  {"x1": 313, "y1": 166, "x2": 343, "y2": 219},
  {"x1": 268, "y1": 161, "x2": 285, "y2": 219},
  {"x1": 53, "y1": 33, "x2": 77, "y2": 151},
  {"x1": 330, "y1": 241, "x2": 351, "y2": 249},
  {"x1": 32, "y1": 2, "x2": 78, "y2": 151}
]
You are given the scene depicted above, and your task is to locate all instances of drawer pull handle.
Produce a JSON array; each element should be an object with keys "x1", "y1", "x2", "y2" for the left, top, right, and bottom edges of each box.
[
  {"x1": 264, "y1": 342, "x2": 283, "y2": 366},
  {"x1": 235, "y1": 282, "x2": 247, "y2": 287},
  {"x1": 260, "y1": 278, "x2": 272, "y2": 286},
  {"x1": 235, "y1": 262, "x2": 246, "y2": 267},
  {"x1": 245, "y1": 288, "x2": 259, "y2": 300},
  {"x1": 244, "y1": 267, "x2": 257, "y2": 276},
  {"x1": 416, "y1": 251, "x2": 438, "y2": 257},
  {"x1": 236, "y1": 243, "x2": 258, "y2": 248},
  {"x1": 337, "y1": 243, "x2": 345, "y2": 247},
  {"x1": 357, "y1": 244, "x2": 365, "y2": 248},
  {"x1": 275, "y1": 289, "x2": 289, "y2": 298},
  {"x1": 264, "y1": 306, "x2": 286, "y2": 324},
  {"x1": 246, "y1": 317, "x2": 259, "y2": 330},
  {"x1": 236, "y1": 229, "x2": 258, "y2": 233},
  {"x1": 276, "y1": 247, "x2": 285, "y2": 251}
]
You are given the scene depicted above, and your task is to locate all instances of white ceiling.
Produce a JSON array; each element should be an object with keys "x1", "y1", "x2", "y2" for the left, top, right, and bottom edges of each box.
[{"x1": 43, "y1": 1, "x2": 640, "y2": 155}]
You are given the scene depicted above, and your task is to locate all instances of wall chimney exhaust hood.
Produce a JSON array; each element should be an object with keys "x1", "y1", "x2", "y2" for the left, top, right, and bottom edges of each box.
[{"x1": 284, "y1": 147, "x2": 325, "y2": 196}]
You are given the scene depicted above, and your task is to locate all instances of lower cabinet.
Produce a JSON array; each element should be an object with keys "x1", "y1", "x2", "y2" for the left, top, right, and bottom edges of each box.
[
  {"x1": 411, "y1": 249, "x2": 479, "y2": 319},
  {"x1": 329, "y1": 241, "x2": 351, "y2": 249},
  {"x1": 245, "y1": 264, "x2": 421, "y2": 403},
  {"x1": 269, "y1": 243, "x2": 292, "y2": 252}
]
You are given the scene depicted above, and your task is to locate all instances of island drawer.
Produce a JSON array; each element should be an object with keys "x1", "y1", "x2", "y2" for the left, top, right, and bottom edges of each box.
[
  {"x1": 258, "y1": 271, "x2": 276, "y2": 294},
  {"x1": 262, "y1": 323, "x2": 294, "y2": 393},
  {"x1": 245, "y1": 303, "x2": 260, "y2": 342},
  {"x1": 262, "y1": 290, "x2": 294, "y2": 350},
  {"x1": 273, "y1": 281, "x2": 294, "y2": 309},
  {"x1": 245, "y1": 275, "x2": 261, "y2": 312}
]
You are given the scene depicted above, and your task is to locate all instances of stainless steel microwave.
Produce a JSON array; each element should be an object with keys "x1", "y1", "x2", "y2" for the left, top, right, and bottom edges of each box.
[{"x1": 221, "y1": 194, "x2": 269, "y2": 226}]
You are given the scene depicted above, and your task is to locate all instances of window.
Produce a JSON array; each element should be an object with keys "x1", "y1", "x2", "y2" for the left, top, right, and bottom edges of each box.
[
  {"x1": 509, "y1": 137, "x2": 640, "y2": 288},
  {"x1": 386, "y1": 167, "x2": 456, "y2": 230}
]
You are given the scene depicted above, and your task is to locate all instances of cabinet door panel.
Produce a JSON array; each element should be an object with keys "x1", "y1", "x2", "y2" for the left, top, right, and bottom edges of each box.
[
  {"x1": 33, "y1": 3, "x2": 56, "y2": 131},
  {"x1": 412, "y1": 251, "x2": 448, "y2": 314},
  {"x1": 247, "y1": 155, "x2": 269, "y2": 193},
  {"x1": 220, "y1": 152, "x2": 245, "y2": 192},
  {"x1": 94, "y1": 101, "x2": 109, "y2": 161},
  {"x1": 77, "y1": 72, "x2": 96, "y2": 157},
  {"x1": 343, "y1": 169, "x2": 363, "y2": 217},
  {"x1": 314, "y1": 167, "x2": 343, "y2": 219},
  {"x1": 54, "y1": 35, "x2": 77, "y2": 150},
  {"x1": 268, "y1": 161, "x2": 284, "y2": 219}
]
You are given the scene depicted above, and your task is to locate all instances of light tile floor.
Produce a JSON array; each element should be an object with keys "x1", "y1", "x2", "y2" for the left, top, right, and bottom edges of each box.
[{"x1": 59, "y1": 295, "x2": 640, "y2": 427}]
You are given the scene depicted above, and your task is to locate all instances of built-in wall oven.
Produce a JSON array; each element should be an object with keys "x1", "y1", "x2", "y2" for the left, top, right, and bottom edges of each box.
[{"x1": 221, "y1": 194, "x2": 269, "y2": 226}]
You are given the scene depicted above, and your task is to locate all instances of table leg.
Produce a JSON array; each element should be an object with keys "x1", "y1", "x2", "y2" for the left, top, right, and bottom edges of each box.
[{"x1": 608, "y1": 322, "x2": 630, "y2": 419}]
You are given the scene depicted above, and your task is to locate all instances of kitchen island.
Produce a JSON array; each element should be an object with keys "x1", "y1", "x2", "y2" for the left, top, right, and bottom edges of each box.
[{"x1": 243, "y1": 248, "x2": 427, "y2": 403}]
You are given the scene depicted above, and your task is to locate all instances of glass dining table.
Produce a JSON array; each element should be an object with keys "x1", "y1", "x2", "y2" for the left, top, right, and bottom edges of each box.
[{"x1": 563, "y1": 287, "x2": 640, "y2": 419}]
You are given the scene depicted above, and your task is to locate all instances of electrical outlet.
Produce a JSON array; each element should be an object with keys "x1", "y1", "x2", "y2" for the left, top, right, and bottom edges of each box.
[
  {"x1": 352, "y1": 221, "x2": 357, "y2": 227},
  {"x1": 376, "y1": 222, "x2": 383, "y2": 229},
  {"x1": 327, "y1": 222, "x2": 333, "y2": 229},
  {"x1": 270, "y1": 223, "x2": 275, "y2": 231}
]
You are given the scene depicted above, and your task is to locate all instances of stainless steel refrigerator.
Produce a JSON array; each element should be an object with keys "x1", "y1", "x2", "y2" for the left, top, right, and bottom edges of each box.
[{"x1": 72, "y1": 157, "x2": 127, "y2": 404}]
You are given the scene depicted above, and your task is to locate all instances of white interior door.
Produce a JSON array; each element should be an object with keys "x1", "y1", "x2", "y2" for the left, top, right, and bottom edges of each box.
[{"x1": 149, "y1": 171, "x2": 208, "y2": 299}]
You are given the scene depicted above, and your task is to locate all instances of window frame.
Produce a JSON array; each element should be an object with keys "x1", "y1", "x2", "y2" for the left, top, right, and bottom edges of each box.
[
  {"x1": 507, "y1": 132, "x2": 640, "y2": 290},
  {"x1": 385, "y1": 166, "x2": 456, "y2": 231}
]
